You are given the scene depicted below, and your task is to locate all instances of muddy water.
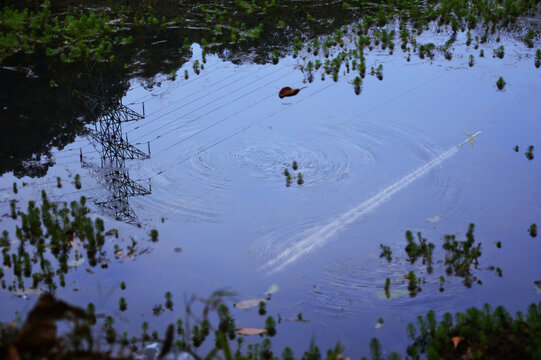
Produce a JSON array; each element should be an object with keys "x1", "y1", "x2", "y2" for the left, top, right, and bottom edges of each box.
[{"x1": 1, "y1": 29, "x2": 541, "y2": 356}]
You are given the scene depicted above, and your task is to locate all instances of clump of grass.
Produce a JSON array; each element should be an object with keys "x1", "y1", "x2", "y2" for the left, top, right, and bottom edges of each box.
[
  {"x1": 535, "y1": 49, "x2": 541, "y2": 68},
  {"x1": 479, "y1": 49, "x2": 484, "y2": 57},
  {"x1": 184, "y1": 69, "x2": 189, "y2": 80},
  {"x1": 12, "y1": 182, "x2": 17, "y2": 194},
  {"x1": 496, "y1": 76, "x2": 506, "y2": 91},
  {"x1": 292, "y1": 161, "x2": 298, "y2": 170},
  {"x1": 514, "y1": 145, "x2": 519, "y2": 152},
  {"x1": 384, "y1": 278, "x2": 390, "y2": 298},
  {"x1": 297, "y1": 173, "x2": 304, "y2": 185},
  {"x1": 56, "y1": 177, "x2": 62, "y2": 188},
  {"x1": 120, "y1": 281, "x2": 126, "y2": 290}
]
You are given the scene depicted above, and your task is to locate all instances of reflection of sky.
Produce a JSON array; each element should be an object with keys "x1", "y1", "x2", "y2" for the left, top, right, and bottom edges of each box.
[{"x1": 1, "y1": 34, "x2": 541, "y2": 357}]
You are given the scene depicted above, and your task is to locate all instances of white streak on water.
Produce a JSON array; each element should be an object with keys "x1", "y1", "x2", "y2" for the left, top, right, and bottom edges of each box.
[{"x1": 262, "y1": 145, "x2": 459, "y2": 274}]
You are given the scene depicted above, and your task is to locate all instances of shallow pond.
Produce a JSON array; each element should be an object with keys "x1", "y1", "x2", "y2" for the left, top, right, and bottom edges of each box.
[{"x1": 1, "y1": 25, "x2": 541, "y2": 357}]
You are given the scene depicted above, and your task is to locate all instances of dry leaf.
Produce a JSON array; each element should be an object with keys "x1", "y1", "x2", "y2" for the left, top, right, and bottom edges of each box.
[
  {"x1": 235, "y1": 328, "x2": 267, "y2": 335},
  {"x1": 404, "y1": 274, "x2": 410, "y2": 279},
  {"x1": 451, "y1": 336, "x2": 464, "y2": 349},
  {"x1": 336, "y1": 355, "x2": 352, "y2": 360},
  {"x1": 234, "y1": 297, "x2": 269, "y2": 309}
]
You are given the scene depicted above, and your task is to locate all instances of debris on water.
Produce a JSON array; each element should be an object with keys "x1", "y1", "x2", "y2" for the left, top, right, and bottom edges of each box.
[
  {"x1": 235, "y1": 328, "x2": 268, "y2": 335},
  {"x1": 374, "y1": 317, "x2": 384, "y2": 329},
  {"x1": 234, "y1": 297, "x2": 270, "y2": 309},
  {"x1": 427, "y1": 215, "x2": 442, "y2": 223},
  {"x1": 13, "y1": 288, "x2": 44, "y2": 298},
  {"x1": 278, "y1": 86, "x2": 307, "y2": 98},
  {"x1": 174, "y1": 247, "x2": 182, "y2": 253},
  {"x1": 68, "y1": 258, "x2": 85, "y2": 268},
  {"x1": 265, "y1": 283, "x2": 280, "y2": 296}
]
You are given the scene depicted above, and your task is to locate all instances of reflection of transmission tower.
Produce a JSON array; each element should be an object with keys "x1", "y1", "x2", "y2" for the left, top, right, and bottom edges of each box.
[{"x1": 76, "y1": 90, "x2": 151, "y2": 224}]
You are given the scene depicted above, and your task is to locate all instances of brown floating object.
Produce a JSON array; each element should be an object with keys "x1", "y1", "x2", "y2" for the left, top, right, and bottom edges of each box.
[{"x1": 279, "y1": 86, "x2": 307, "y2": 98}]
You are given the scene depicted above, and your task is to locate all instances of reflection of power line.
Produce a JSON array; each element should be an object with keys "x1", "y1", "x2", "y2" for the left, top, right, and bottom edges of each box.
[{"x1": 77, "y1": 90, "x2": 151, "y2": 224}]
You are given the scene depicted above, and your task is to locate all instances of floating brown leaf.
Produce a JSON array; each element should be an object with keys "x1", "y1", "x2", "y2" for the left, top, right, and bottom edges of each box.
[
  {"x1": 235, "y1": 328, "x2": 268, "y2": 335},
  {"x1": 234, "y1": 297, "x2": 269, "y2": 309},
  {"x1": 451, "y1": 336, "x2": 464, "y2": 349}
]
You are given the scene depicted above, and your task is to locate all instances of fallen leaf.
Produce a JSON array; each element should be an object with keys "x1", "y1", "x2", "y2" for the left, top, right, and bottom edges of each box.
[
  {"x1": 235, "y1": 328, "x2": 267, "y2": 335},
  {"x1": 404, "y1": 274, "x2": 410, "y2": 279},
  {"x1": 336, "y1": 355, "x2": 352, "y2": 360},
  {"x1": 265, "y1": 283, "x2": 280, "y2": 296},
  {"x1": 234, "y1": 298, "x2": 269, "y2": 309},
  {"x1": 427, "y1": 215, "x2": 443, "y2": 223},
  {"x1": 451, "y1": 336, "x2": 464, "y2": 349}
]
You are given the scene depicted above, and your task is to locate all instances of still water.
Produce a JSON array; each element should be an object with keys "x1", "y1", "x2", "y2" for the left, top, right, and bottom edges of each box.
[{"x1": 1, "y1": 28, "x2": 540, "y2": 356}]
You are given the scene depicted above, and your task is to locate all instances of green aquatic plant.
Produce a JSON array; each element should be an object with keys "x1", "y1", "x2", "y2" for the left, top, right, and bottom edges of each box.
[
  {"x1": 150, "y1": 229, "x2": 159, "y2": 242},
  {"x1": 514, "y1": 145, "x2": 519, "y2": 152},
  {"x1": 525, "y1": 145, "x2": 534, "y2": 160},
  {"x1": 468, "y1": 54, "x2": 474, "y2": 67},
  {"x1": 258, "y1": 300, "x2": 267, "y2": 316},
  {"x1": 297, "y1": 173, "x2": 304, "y2": 185},
  {"x1": 10, "y1": 201, "x2": 16, "y2": 219},
  {"x1": 165, "y1": 291, "x2": 174, "y2": 310},
  {"x1": 480, "y1": 49, "x2": 484, "y2": 57},
  {"x1": 353, "y1": 76, "x2": 362, "y2": 95},
  {"x1": 120, "y1": 281, "x2": 126, "y2": 290},
  {"x1": 74, "y1": 174, "x2": 81, "y2": 189},
  {"x1": 493, "y1": 45, "x2": 505, "y2": 59},
  {"x1": 292, "y1": 161, "x2": 298, "y2": 170},
  {"x1": 496, "y1": 76, "x2": 506, "y2": 91},
  {"x1": 265, "y1": 316, "x2": 276, "y2": 336},
  {"x1": 384, "y1": 278, "x2": 390, "y2": 299},
  {"x1": 536, "y1": 49, "x2": 541, "y2": 68},
  {"x1": 530, "y1": 223, "x2": 537, "y2": 238},
  {"x1": 379, "y1": 244, "x2": 392, "y2": 262},
  {"x1": 12, "y1": 182, "x2": 17, "y2": 194},
  {"x1": 119, "y1": 297, "x2": 127, "y2": 312},
  {"x1": 442, "y1": 223, "x2": 482, "y2": 287},
  {"x1": 184, "y1": 69, "x2": 189, "y2": 80},
  {"x1": 496, "y1": 241, "x2": 502, "y2": 248},
  {"x1": 407, "y1": 271, "x2": 420, "y2": 296},
  {"x1": 439, "y1": 275, "x2": 445, "y2": 292},
  {"x1": 56, "y1": 177, "x2": 62, "y2": 188}
]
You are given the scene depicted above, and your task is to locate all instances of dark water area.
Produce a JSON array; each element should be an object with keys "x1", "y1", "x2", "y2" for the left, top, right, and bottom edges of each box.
[{"x1": 1, "y1": 0, "x2": 541, "y2": 357}]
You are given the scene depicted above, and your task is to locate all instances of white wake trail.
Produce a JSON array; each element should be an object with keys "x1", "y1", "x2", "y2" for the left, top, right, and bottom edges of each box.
[{"x1": 262, "y1": 145, "x2": 459, "y2": 274}]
